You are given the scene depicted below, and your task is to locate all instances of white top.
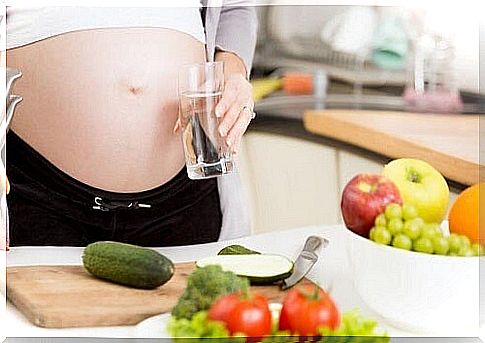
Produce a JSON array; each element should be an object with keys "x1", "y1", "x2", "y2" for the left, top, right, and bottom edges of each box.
[{"x1": 6, "y1": 6, "x2": 206, "y2": 49}]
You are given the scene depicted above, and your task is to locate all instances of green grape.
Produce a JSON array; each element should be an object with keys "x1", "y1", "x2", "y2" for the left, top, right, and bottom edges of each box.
[
  {"x1": 387, "y1": 218, "x2": 404, "y2": 236},
  {"x1": 374, "y1": 213, "x2": 387, "y2": 227},
  {"x1": 432, "y1": 236, "x2": 450, "y2": 255},
  {"x1": 402, "y1": 203, "x2": 418, "y2": 221},
  {"x1": 385, "y1": 203, "x2": 402, "y2": 220},
  {"x1": 369, "y1": 227, "x2": 376, "y2": 241},
  {"x1": 457, "y1": 246, "x2": 475, "y2": 257},
  {"x1": 413, "y1": 237, "x2": 434, "y2": 254},
  {"x1": 448, "y1": 233, "x2": 462, "y2": 253},
  {"x1": 471, "y1": 243, "x2": 479, "y2": 256},
  {"x1": 459, "y1": 235, "x2": 471, "y2": 248},
  {"x1": 403, "y1": 218, "x2": 423, "y2": 240},
  {"x1": 392, "y1": 234, "x2": 412, "y2": 250},
  {"x1": 449, "y1": 252, "x2": 459, "y2": 256},
  {"x1": 426, "y1": 223, "x2": 442, "y2": 236},
  {"x1": 375, "y1": 225, "x2": 387, "y2": 232},
  {"x1": 412, "y1": 217, "x2": 425, "y2": 228},
  {"x1": 374, "y1": 227, "x2": 392, "y2": 245},
  {"x1": 421, "y1": 223, "x2": 441, "y2": 239},
  {"x1": 471, "y1": 243, "x2": 484, "y2": 256}
]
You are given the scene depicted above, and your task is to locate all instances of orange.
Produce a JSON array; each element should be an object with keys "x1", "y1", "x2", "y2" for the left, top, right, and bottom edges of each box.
[{"x1": 448, "y1": 183, "x2": 483, "y2": 244}]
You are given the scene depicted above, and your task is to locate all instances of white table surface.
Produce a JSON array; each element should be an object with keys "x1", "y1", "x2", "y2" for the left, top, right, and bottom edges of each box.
[{"x1": 4, "y1": 225, "x2": 484, "y2": 340}]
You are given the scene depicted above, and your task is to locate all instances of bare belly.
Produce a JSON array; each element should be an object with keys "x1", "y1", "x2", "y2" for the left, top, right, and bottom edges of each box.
[{"x1": 7, "y1": 28, "x2": 206, "y2": 192}]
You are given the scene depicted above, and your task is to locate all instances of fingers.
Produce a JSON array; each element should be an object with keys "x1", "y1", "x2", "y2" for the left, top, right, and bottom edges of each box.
[
  {"x1": 173, "y1": 118, "x2": 181, "y2": 134},
  {"x1": 173, "y1": 100, "x2": 192, "y2": 134},
  {"x1": 176, "y1": 73, "x2": 254, "y2": 155},
  {"x1": 226, "y1": 108, "x2": 253, "y2": 154},
  {"x1": 215, "y1": 77, "x2": 239, "y2": 119},
  {"x1": 216, "y1": 74, "x2": 253, "y2": 140},
  {"x1": 218, "y1": 98, "x2": 246, "y2": 138}
]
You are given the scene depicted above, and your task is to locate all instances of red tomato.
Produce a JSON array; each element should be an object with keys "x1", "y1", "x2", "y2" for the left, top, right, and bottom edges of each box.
[
  {"x1": 208, "y1": 293, "x2": 272, "y2": 337},
  {"x1": 279, "y1": 285, "x2": 340, "y2": 336},
  {"x1": 208, "y1": 293, "x2": 241, "y2": 322}
]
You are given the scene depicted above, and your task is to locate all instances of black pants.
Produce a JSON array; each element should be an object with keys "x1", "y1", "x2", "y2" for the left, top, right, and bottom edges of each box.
[{"x1": 6, "y1": 131, "x2": 222, "y2": 247}]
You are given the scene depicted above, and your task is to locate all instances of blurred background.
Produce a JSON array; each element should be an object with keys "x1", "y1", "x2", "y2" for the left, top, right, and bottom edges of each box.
[{"x1": 238, "y1": 2, "x2": 484, "y2": 234}]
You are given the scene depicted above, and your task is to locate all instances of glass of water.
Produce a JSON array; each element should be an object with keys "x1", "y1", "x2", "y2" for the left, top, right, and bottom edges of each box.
[{"x1": 178, "y1": 61, "x2": 234, "y2": 179}]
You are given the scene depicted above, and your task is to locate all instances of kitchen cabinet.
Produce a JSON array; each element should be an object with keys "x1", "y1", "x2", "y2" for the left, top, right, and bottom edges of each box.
[
  {"x1": 238, "y1": 132, "x2": 339, "y2": 234},
  {"x1": 239, "y1": 128, "x2": 461, "y2": 234}
]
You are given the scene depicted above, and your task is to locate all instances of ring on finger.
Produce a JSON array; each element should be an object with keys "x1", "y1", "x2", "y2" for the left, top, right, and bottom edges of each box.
[{"x1": 242, "y1": 105, "x2": 256, "y2": 120}]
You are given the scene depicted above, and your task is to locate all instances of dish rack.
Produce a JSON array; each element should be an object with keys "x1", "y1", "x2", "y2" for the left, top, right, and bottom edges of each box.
[
  {"x1": 259, "y1": 35, "x2": 407, "y2": 88},
  {"x1": 255, "y1": 6, "x2": 408, "y2": 88},
  {"x1": 277, "y1": 36, "x2": 369, "y2": 70}
]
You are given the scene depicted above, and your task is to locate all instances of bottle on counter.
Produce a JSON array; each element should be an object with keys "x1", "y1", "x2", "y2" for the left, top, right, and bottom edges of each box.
[
  {"x1": 403, "y1": 34, "x2": 463, "y2": 113},
  {"x1": 313, "y1": 69, "x2": 328, "y2": 110}
]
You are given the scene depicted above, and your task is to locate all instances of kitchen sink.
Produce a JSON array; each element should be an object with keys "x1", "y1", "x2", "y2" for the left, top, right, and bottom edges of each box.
[{"x1": 254, "y1": 93, "x2": 485, "y2": 120}]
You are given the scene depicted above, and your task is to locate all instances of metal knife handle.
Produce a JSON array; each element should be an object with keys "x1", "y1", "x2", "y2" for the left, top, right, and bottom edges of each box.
[{"x1": 303, "y1": 236, "x2": 327, "y2": 253}]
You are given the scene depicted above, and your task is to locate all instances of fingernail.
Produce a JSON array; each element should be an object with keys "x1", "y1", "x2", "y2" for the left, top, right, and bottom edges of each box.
[
  {"x1": 226, "y1": 137, "x2": 232, "y2": 147},
  {"x1": 215, "y1": 106, "x2": 222, "y2": 118},
  {"x1": 219, "y1": 127, "x2": 226, "y2": 137},
  {"x1": 173, "y1": 120, "x2": 180, "y2": 133}
]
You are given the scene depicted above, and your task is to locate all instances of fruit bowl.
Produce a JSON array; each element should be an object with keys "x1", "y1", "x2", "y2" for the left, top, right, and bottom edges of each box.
[{"x1": 345, "y1": 224, "x2": 480, "y2": 334}]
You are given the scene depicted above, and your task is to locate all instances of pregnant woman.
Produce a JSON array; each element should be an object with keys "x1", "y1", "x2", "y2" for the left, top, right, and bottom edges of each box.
[{"x1": 5, "y1": 3, "x2": 257, "y2": 246}]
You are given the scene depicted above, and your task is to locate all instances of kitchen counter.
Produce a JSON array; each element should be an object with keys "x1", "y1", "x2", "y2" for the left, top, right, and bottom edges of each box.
[
  {"x1": 4, "y1": 226, "x2": 347, "y2": 338},
  {"x1": 304, "y1": 109, "x2": 482, "y2": 186},
  {"x1": 4, "y1": 225, "x2": 483, "y2": 340}
]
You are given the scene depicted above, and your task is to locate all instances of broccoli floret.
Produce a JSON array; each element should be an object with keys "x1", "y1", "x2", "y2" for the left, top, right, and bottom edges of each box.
[{"x1": 172, "y1": 265, "x2": 250, "y2": 319}]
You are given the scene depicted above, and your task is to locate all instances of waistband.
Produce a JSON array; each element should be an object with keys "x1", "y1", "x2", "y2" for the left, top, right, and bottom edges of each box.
[{"x1": 6, "y1": 130, "x2": 210, "y2": 210}]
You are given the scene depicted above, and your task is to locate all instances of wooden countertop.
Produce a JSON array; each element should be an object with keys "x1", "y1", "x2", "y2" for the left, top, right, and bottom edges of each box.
[{"x1": 303, "y1": 109, "x2": 482, "y2": 186}]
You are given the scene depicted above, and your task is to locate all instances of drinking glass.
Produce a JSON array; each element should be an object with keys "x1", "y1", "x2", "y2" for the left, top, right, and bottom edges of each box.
[{"x1": 178, "y1": 61, "x2": 234, "y2": 179}]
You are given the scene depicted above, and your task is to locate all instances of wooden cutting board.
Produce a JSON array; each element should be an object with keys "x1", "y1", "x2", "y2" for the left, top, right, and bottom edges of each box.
[{"x1": 7, "y1": 263, "x2": 314, "y2": 328}]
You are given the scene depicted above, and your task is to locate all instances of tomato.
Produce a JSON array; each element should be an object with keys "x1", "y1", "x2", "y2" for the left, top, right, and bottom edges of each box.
[
  {"x1": 279, "y1": 285, "x2": 340, "y2": 336},
  {"x1": 208, "y1": 293, "x2": 240, "y2": 322},
  {"x1": 208, "y1": 293, "x2": 272, "y2": 337}
]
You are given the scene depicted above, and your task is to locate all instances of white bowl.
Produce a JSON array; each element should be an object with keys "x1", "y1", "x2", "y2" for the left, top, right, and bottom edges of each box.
[{"x1": 345, "y1": 226, "x2": 480, "y2": 334}]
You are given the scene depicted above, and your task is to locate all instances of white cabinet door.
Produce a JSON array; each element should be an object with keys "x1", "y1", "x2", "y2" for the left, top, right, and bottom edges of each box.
[
  {"x1": 238, "y1": 133, "x2": 462, "y2": 234},
  {"x1": 238, "y1": 132, "x2": 339, "y2": 234}
]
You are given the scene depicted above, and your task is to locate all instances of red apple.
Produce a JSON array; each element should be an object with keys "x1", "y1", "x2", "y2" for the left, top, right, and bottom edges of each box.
[{"x1": 341, "y1": 173, "x2": 402, "y2": 237}]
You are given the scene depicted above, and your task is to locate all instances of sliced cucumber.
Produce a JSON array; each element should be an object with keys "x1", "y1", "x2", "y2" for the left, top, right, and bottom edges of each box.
[
  {"x1": 217, "y1": 244, "x2": 260, "y2": 255},
  {"x1": 196, "y1": 254, "x2": 293, "y2": 285}
]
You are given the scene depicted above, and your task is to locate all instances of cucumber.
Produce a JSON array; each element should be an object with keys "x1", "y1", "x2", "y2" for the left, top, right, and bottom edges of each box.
[
  {"x1": 83, "y1": 241, "x2": 174, "y2": 289},
  {"x1": 217, "y1": 244, "x2": 260, "y2": 255},
  {"x1": 196, "y1": 254, "x2": 293, "y2": 285}
]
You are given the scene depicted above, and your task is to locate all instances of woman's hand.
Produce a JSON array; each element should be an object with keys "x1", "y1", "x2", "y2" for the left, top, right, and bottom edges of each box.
[
  {"x1": 173, "y1": 52, "x2": 254, "y2": 154},
  {"x1": 214, "y1": 72, "x2": 254, "y2": 154}
]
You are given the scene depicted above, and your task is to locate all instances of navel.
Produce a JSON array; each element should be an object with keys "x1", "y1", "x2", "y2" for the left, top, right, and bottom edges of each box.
[
  {"x1": 119, "y1": 76, "x2": 148, "y2": 96},
  {"x1": 129, "y1": 86, "x2": 143, "y2": 95}
]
